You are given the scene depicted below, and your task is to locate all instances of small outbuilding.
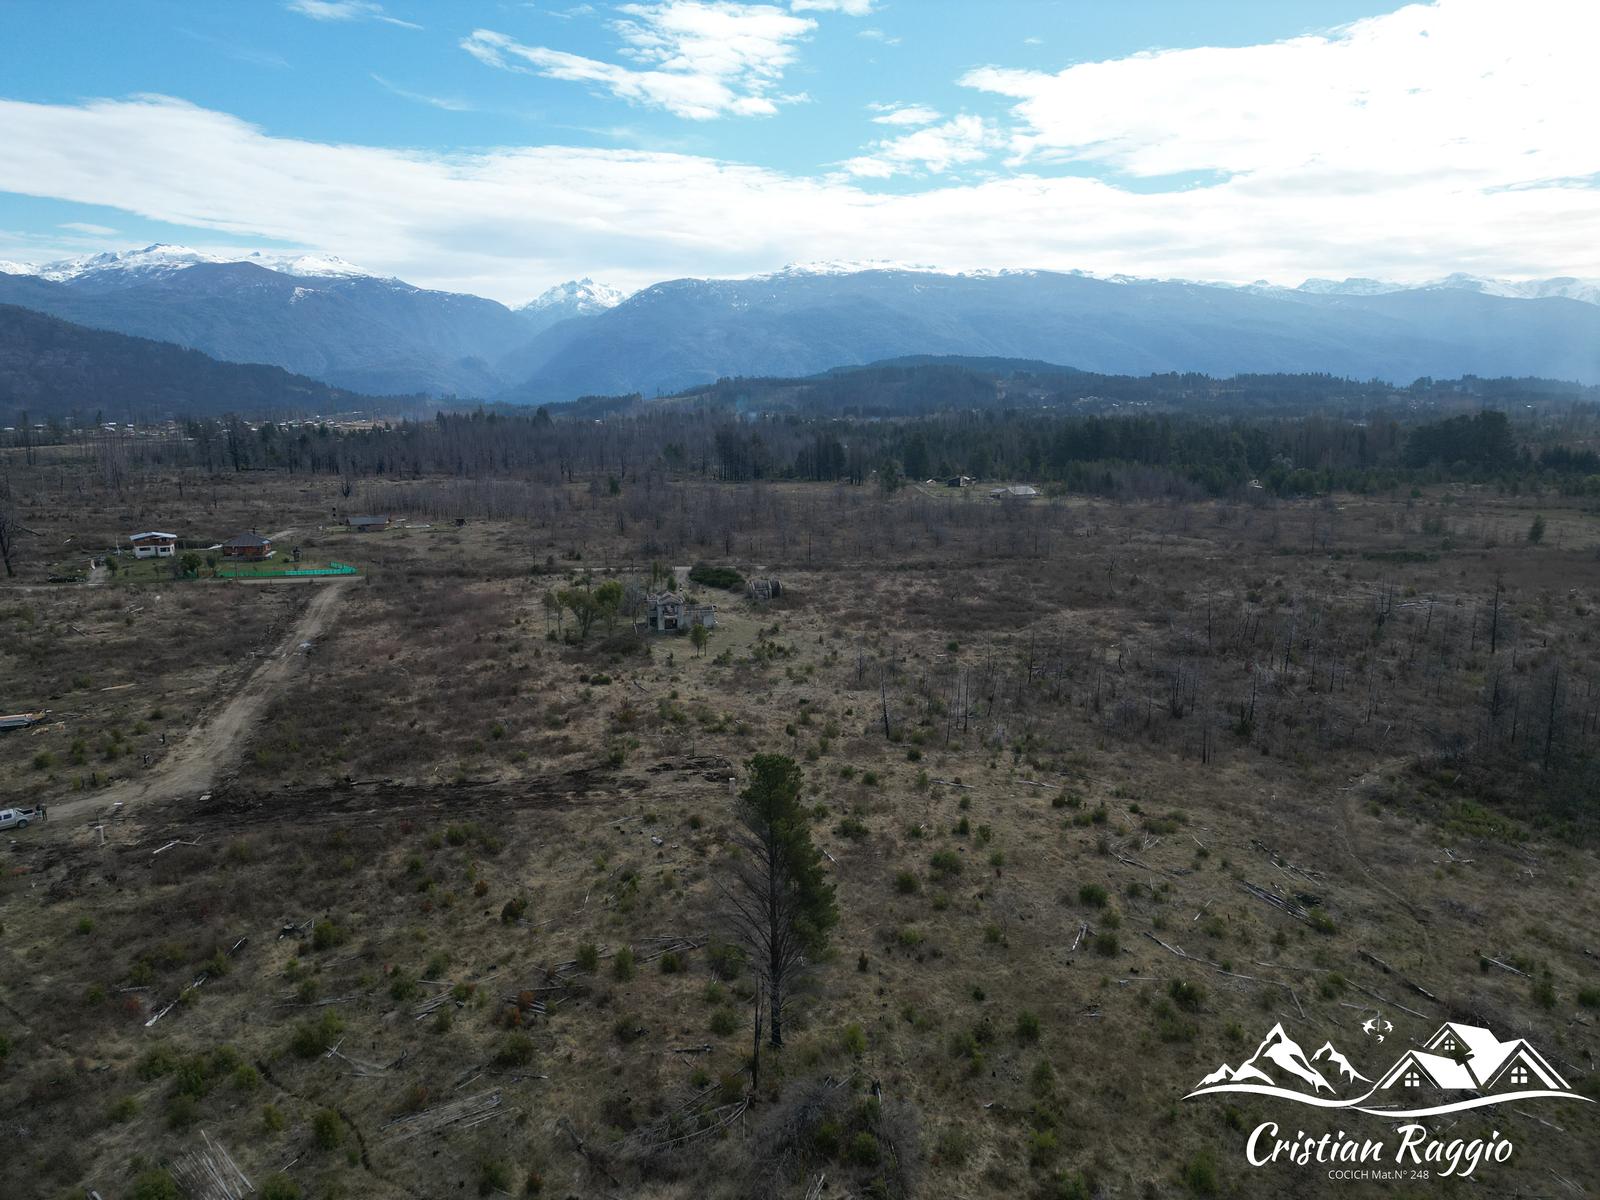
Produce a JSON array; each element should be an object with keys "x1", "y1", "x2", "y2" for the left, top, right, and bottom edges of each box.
[
  {"x1": 221, "y1": 531, "x2": 274, "y2": 560},
  {"x1": 128, "y1": 531, "x2": 177, "y2": 559},
  {"x1": 989, "y1": 484, "x2": 1040, "y2": 500},
  {"x1": 747, "y1": 578, "x2": 782, "y2": 602},
  {"x1": 346, "y1": 515, "x2": 391, "y2": 532}
]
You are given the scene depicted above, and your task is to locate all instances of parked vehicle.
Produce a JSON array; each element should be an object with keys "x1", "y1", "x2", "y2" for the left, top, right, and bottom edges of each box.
[{"x1": 0, "y1": 807, "x2": 41, "y2": 830}]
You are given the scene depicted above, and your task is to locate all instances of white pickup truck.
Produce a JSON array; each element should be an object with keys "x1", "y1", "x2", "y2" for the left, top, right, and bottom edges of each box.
[{"x1": 0, "y1": 806, "x2": 42, "y2": 831}]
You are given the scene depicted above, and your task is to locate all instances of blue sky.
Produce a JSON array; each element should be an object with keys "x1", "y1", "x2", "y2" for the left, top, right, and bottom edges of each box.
[{"x1": 1, "y1": 1, "x2": 1595, "y2": 302}]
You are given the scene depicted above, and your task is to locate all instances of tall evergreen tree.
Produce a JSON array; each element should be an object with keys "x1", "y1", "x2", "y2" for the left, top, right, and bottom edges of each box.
[{"x1": 722, "y1": 754, "x2": 838, "y2": 1050}]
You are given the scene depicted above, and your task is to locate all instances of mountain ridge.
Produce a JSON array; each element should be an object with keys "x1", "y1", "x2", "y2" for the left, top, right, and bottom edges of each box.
[{"x1": 1, "y1": 247, "x2": 1598, "y2": 398}]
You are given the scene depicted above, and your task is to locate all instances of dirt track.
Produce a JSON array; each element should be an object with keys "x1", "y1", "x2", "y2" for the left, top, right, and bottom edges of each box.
[{"x1": 51, "y1": 578, "x2": 353, "y2": 823}]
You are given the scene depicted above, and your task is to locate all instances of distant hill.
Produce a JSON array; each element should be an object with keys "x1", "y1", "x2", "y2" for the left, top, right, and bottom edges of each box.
[
  {"x1": 0, "y1": 247, "x2": 535, "y2": 397},
  {"x1": 0, "y1": 304, "x2": 371, "y2": 421},
  {"x1": 504, "y1": 269, "x2": 1600, "y2": 401}
]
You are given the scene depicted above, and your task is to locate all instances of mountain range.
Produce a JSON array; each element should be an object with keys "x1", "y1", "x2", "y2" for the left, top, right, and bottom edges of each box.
[
  {"x1": 2, "y1": 245, "x2": 1598, "y2": 401},
  {"x1": 1196, "y1": 1023, "x2": 1369, "y2": 1094}
]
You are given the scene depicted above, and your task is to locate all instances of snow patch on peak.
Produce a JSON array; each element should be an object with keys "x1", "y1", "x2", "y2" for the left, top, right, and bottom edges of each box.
[
  {"x1": 242, "y1": 251, "x2": 374, "y2": 279},
  {"x1": 518, "y1": 278, "x2": 629, "y2": 314},
  {"x1": 36, "y1": 243, "x2": 225, "y2": 282},
  {"x1": 0, "y1": 259, "x2": 35, "y2": 276},
  {"x1": 1296, "y1": 277, "x2": 1409, "y2": 296},
  {"x1": 29, "y1": 243, "x2": 379, "y2": 284}
]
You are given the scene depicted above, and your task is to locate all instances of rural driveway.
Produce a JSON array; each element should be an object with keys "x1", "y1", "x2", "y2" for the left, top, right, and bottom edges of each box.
[{"x1": 49, "y1": 577, "x2": 354, "y2": 823}]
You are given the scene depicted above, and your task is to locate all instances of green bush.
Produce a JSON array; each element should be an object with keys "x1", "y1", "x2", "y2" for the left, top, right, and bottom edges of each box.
[
  {"x1": 494, "y1": 1033, "x2": 536, "y2": 1068},
  {"x1": 310, "y1": 919, "x2": 345, "y2": 951},
  {"x1": 1029, "y1": 1129, "x2": 1059, "y2": 1167},
  {"x1": 575, "y1": 942, "x2": 600, "y2": 972},
  {"x1": 130, "y1": 1170, "x2": 181, "y2": 1200},
  {"x1": 290, "y1": 1010, "x2": 344, "y2": 1058},
  {"x1": 843, "y1": 1023, "x2": 867, "y2": 1056},
  {"x1": 1169, "y1": 979, "x2": 1206, "y2": 1012},
  {"x1": 1183, "y1": 1149, "x2": 1219, "y2": 1195},
  {"x1": 710, "y1": 1008, "x2": 740, "y2": 1037},
  {"x1": 1015, "y1": 1010, "x2": 1041, "y2": 1042},
  {"x1": 893, "y1": 870, "x2": 919, "y2": 894},
  {"x1": 312, "y1": 1107, "x2": 343, "y2": 1150},
  {"x1": 846, "y1": 1131, "x2": 881, "y2": 1167},
  {"x1": 612, "y1": 947, "x2": 635, "y2": 981},
  {"x1": 260, "y1": 1175, "x2": 303, "y2": 1200},
  {"x1": 688, "y1": 563, "x2": 745, "y2": 591},
  {"x1": 478, "y1": 1160, "x2": 515, "y2": 1197},
  {"x1": 166, "y1": 1093, "x2": 199, "y2": 1129},
  {"x1": 1078, "y1": 883, "x2": 1108, "y2": 908},
  {"x1": 930, "y1": 850, "x2": 962, "y2": 878}
]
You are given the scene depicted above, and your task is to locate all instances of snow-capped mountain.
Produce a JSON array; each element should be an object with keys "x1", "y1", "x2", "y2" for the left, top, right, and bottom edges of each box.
[
  {"x1": 1290, "y1": 273, "x2": 1600, "y2": 306},
  {"x1": 518, "y1": 278, "x2": 627, "y2": 316},
  {"x1": 512, "y1": 278, "x2": 629, "y2": 341},
  {"x1": 0, "y1": 243, "x2": 530, "y2": 395},
  {"x1": 0, "y1": 260, "x2": 33, "y2": 276},
  {"x1": 1195, "y1": 1023, "x2": 1352, "y2": 1094},
  {"x1": 3, "y1": 246, "x2": 1599, "y2": 398},
  {"x1": 25, "y1": 243, "x2": 378, "y2": 286}
]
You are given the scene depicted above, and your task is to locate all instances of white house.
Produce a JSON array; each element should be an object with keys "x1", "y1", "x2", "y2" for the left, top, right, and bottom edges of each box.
[
  {"x1": 1376, "y1": 1023, "x2": 1570, "y2": 1096},
  {"x1": 128, "y1": 532, "x2": 177, "y2": 559}
]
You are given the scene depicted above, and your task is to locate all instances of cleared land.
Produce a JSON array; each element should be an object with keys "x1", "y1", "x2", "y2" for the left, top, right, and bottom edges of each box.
[{"x1": 2, "y1": 468, "x2": 1599, "y2": 1200}]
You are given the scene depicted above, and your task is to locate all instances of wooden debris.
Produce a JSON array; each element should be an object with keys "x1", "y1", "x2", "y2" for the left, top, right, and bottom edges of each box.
[
  {"x1": 1250, "y1": 838, "x2": 1323, "y2": 881},
  {"x1": 384, "y1": 1090, "x2": 506, "y2": 1142},
  {"x1": 1349, "y1": 980, "x2": 1428, "y2": 1020},
  {"x1": 1357, "y1": 949, "x2": 1439, "y2": 1002},
  {"x1": 1477, "y1": 952, "x2": 1529, "y2": 978},
  {"x1": 1241, "y1": 881, "x2": 1308, "y2": 922},
  {"x1": 1069, "y1": 922, "x2": 1088, "y2": 953},
  {"x1": 169, "y1": 1131, "x2": 252, "y2": 1200},
  {"x1": 1145, "y1": 931, "x2": 1304, "y2": 1019},
  {"x1": 152, "y1": 837, "x2": 203, "y2": 856}
]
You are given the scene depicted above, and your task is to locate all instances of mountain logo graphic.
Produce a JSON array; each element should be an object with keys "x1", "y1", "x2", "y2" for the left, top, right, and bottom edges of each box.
[{"x1": 1186, "y1": 1021, "x2": 1592, "y2": 1117}]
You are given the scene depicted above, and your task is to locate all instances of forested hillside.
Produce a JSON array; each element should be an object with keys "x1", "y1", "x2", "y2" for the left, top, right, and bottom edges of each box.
[{"x1": 0, "y1": 304, "x2": 376, "y2": 422}]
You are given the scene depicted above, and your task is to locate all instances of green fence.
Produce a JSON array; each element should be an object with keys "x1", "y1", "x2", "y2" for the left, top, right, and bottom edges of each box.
[{"x1": 224, "y1": 561, "x2": 358, "y2": 579}]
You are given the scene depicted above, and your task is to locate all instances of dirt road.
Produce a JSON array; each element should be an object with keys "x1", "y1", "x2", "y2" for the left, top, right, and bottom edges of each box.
[{"x1": 50, "y1": 578, "x2": 353, "y2": 823}]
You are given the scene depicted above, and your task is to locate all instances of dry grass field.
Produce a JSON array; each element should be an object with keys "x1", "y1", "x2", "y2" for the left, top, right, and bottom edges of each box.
[{"x1": 3, "y1": 465, "x2": 1599, "y2": 1200}]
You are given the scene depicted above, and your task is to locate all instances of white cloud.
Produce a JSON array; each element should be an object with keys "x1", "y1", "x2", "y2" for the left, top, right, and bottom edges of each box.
[
  {"x1": 962, "y1": 0, "x2": 1599, "y2": 194},
  {"x1": 58, "y1": 222, "x2": 119, "y2": 236},
  {"x1": 857, "y1": 28, "x2": 900, "y2": 45},
  {"x1": 370, "y1": 74, "x2": 474, "y2": 111},
  {"x1": 285, "y1": 0, "x2": 420, "y2": 27},
  {"x1": 841, "y1": 114, "x2": 995, "y2": 178},
  {"x1": 790, "y1": 0, "x2": 873, "y2": 13},
  {"x1": 2, "y1": 1, "x2": 1597, "y2": 301},
  {"x1": 869, "y1": 103, "x2": 940, "y2": 127},
  {"x1": 463, "y1": 3, "x2": 816, "y2": 120}
]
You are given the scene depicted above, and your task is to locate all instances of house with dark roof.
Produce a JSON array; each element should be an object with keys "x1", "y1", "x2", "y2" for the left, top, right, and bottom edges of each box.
[{"x1": 220, "y1": 531, "x2": 274, "y2": 561}]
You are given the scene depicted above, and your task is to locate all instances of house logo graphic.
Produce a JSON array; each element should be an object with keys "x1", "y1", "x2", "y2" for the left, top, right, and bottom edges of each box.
[{"x1": 1186, "y1": 1020, "x2": 1591, "y2": 1118}]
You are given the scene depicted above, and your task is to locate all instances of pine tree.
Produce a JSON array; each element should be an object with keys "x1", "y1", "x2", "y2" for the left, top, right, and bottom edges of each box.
[{"x1": 721, "y1": 754, "x2": 838, "y2": 1049}]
